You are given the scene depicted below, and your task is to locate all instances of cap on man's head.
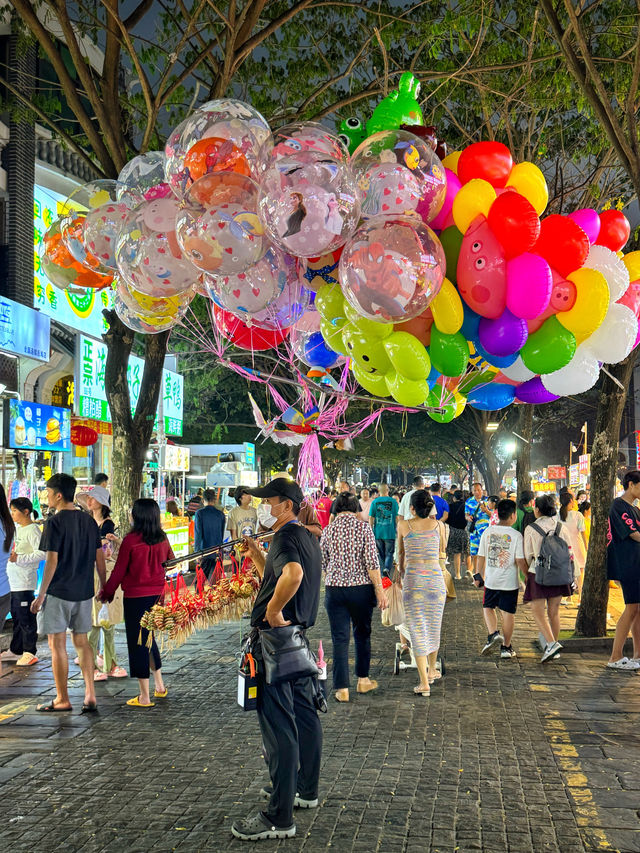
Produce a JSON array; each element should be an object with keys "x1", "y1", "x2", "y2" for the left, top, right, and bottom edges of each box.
[{"x1": 247, "y1": 477, "x2": 303, "y2": 507}]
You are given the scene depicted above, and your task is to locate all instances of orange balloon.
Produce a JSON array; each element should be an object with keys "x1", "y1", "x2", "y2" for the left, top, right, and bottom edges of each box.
[
  {"x1": 394, "y1": 307, "x2": 433, "y2": 345},
  {"x1": 183, "y1": 137, "x2": 251, "y2": 182}
]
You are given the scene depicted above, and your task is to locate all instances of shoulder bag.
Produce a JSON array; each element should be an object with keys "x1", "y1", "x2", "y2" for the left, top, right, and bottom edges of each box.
[{"x1": 259, "y1": 624, "x2": 319, "y2": 685}]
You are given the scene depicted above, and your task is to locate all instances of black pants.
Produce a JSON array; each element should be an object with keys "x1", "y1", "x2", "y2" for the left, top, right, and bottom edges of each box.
[
  {"x1": 10, "y1": 591, "x2": 37, "y2": 655},
  {"x1": 325, "y1": 584, "x2": 376, "y2": 690},
  {"x1": 257, "y1": 673, "x2": 322, "y2": 828},
  {"x1": 123, "y1": 596, "x2": 161, "y2": 679}
]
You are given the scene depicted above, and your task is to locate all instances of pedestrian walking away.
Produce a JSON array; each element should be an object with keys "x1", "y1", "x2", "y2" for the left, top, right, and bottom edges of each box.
[
  {"x1": 369, "y1": 484, "x2": 398, "y2": 578},
  {"x1": 397, "y1": 491, "x2": 447, "y2": 697},
  {"x1": 321, "y1": 493, "x2": 387, "y2": 702},
  {"x1": 100, "y1": 499, "x2": 174, "y2": 707},
  {"x1": 445, "y1": 490, "x2": 471, "y2": 580},
  {"x1": 30, "y1": 474, "x2": 106, "y2": 713},
  {"x1": 194, "y1": 489, "x2": 226, "y2": 578},
  {"x1": 475, "y1": 499, "x2": 528, "y2": 659},
  {"x1": 231, "y1": 477, "x2": 323, "y2": 842},
  {"x1": 606, "y1": 470, "x2": 640, "y2": 670}
]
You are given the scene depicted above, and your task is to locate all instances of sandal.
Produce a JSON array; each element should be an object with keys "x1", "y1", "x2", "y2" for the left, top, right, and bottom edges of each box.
[
  {"x1": 81, "y1": 702, "x2": 98, "y2": 714},
  {"x1": 153, "y1": 687, "x2": 168, "y2": 698},
  {"x1": 428, "y1": 672, "x2": 442, "y2": 684},
  {"x1": 36, "y1": 701, "x2": 72, "y2": 713},
  {"x1": 413, "y1": 685, "x2": 430, "y2": 697},
  {"x1": 126, "y1": 696, "x2": 155, "y2": 708}
]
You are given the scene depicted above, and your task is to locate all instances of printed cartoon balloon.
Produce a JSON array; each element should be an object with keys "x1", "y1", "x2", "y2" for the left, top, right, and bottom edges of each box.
[
  {"x1": 117, "y1": 151, "x2": 167, "y2": 202},
  {"x1": 40, "y1": 217, "x2": 113, "y2": 290},
  {"x1": 340, "y1": 216, "x2": 445, "y2": 323},
  {"x1": 203, "y1": 244, "x2": 288, "y2": 318}
]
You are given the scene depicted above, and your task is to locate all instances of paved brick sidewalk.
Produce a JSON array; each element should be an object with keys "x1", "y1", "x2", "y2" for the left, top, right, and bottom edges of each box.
[{"x1": 0, "y1": 582, "x2": 639, "y2": 853}]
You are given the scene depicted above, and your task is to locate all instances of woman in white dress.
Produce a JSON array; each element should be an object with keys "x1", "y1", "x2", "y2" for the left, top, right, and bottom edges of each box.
[{"x1": 559, "y1": 492, "x2": 588, "y2": 600}]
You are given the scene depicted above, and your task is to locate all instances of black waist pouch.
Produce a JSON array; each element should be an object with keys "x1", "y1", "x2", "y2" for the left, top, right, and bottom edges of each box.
[{"x1": 259, "y1": 624, "x2": 319, "y2": 685}]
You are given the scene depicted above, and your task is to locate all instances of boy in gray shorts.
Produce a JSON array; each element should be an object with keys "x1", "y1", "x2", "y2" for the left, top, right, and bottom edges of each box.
[{"x1": 31, "y1": 473, "x2": 106, "y2": 713}]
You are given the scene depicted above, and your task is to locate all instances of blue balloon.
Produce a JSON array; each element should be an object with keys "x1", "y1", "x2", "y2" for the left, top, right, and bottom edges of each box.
[
  {"x1": 472, "y1": 337, "x2": 519, "y2": 369},
  {"x1": 304, "y1": 331, "x2": 339, "y2": 369},
  {"x1": 427, "y1": 363, "x2": 441, "y2": 390},
  {"x1": 467, "y1": 382, "x2": 516, "y2": 411},
  {"x1": 461, "y1": 304, "x2": 480, "y2": 340}
]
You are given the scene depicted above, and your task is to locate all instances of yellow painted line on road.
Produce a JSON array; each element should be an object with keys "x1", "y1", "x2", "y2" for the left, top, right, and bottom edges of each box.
[
  {"x1": 0, "y1": 700, "x2": 32, "y2": 720},
  {"x1": 543, "y1": 715, "x2": 613, "y2": 850}
]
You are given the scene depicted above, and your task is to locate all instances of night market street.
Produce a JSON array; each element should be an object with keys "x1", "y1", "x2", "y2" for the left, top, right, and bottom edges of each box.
[{"x1": 1, "y1": 584, "x2": 639, "y2": 853}]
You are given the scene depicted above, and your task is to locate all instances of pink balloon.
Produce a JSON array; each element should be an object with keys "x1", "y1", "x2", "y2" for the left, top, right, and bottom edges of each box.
[
  {"x1": 618, "y1": 278, "x2": 640, "y2": 316},
  {"x1": 457, "y1": 216, "x2": 507, "y2": 319},
  {"x1": 506, "y1": 252, "x2": 552, "y2": 319},
  {"x1": 568, "y1": 208, "x2": 601, "y2": 244},
  {"x1": 429, "y1": 168, "x2": 461, "y2": 231}
]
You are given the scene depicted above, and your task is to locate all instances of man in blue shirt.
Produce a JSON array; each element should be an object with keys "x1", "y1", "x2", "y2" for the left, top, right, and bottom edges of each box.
[
  {"x1": 194, "y1": 489, "x2": 226, "y2": 577},
  {"x1": 430, "y1": 483, "x2": 449, "y2": 522},
  {"x1": 369, "y1": 484, "x2": 399, "y2": 577}
]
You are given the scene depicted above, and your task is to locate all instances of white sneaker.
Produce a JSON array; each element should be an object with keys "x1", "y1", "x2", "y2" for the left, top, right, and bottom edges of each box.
[
  {"x1": 606, "y1": 657, "x2": 640, "y2": 670},
  {"x1": 15, "y1": 652, "x2": 38, "y2": 666},
  {"x1": 1, "y1": 650, "x2": 20, "y2": 661},
  {"x1": 541, "y1": 641, "x2": 562, "y2": 663}
]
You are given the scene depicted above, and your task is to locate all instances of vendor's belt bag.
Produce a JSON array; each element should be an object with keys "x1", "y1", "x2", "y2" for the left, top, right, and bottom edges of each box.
[{"x1": 259, "y1": 624, "x2": 319, "y2": 685}]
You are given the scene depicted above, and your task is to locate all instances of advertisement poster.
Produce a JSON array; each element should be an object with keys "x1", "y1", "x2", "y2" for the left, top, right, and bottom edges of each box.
[
  {"x1": 547, "y1": 465, "x2": 567, "y2": 480},
  {"x1": 34, "y1": 185, "x2": 113, "y2": 338},
  {"x1": 6, "y1": 400, "x2": 71, "y2": 451}
]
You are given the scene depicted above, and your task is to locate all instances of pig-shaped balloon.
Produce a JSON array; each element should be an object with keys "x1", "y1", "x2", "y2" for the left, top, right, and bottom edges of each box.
[{"x1": 457, "y1": 215, "x2": 507, "y2": 318}]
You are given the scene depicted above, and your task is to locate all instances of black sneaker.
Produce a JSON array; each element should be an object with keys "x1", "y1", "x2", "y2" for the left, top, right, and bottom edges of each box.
[
  {"x1": 260, "y1": 785, "x2": 318, "y2": 809},
  {"x1": 481, "y1": 631, "x2": 504, "y2": 655},
  {"x1": 500, "y1": 645, "x2": 516, "y2": 659},
  {"x1": 231, "y1": 812, "x2": 296, "y2": 840}
]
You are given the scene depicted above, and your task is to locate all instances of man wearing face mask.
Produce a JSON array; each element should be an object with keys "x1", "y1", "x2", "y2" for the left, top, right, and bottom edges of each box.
[{"x1": 231, "y1": 478, "x2": 323, "y2": 842}]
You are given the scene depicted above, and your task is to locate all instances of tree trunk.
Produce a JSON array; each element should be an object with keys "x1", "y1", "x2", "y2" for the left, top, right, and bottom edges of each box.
[
  {"x1": 516, "y1": 405, "x2": 534, "y2": 494},
  {"x1": 575, "y1": 352, "x2": 637, "y2": 636},
  {"x1": 103, "y1": 311, "x2": 170, "y2": 532}
]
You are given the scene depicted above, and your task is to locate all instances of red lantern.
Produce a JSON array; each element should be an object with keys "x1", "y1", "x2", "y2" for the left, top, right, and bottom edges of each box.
[{"x1": 71, "y1": 424, "x2": 99, "y2": 447}]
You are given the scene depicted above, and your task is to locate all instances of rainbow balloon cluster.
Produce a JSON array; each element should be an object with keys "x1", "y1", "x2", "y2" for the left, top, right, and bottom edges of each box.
[{"x1": 39, "y1": 75, "x2": 636, "y2": 421}]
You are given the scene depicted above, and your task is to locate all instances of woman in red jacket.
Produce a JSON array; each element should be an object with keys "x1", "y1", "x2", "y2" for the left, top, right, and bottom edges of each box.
[{"x1": 101, "y1": 500, "x2": 174, "y2": 708}]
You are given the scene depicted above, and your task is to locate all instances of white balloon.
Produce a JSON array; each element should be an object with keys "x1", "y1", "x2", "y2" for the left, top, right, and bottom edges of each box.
[
  {"x1": 583, "y1": 302, "x2": 637, "y2": 364},
  {"x1": 585, "y1": 244, "x2": 629, "y2": 301},
  {"x1": 500, "y1": 356, "x2": 535, "y2": 383},
  {"x1": 541, "y1": 344, "x2": 600, "y2": 397}
]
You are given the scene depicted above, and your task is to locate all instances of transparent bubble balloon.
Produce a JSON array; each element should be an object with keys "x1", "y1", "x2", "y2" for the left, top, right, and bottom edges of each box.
[
  {"x1": 351, "y1": 129, "x2": 447, "y2": 221},
  {"x1": 258, "y1": 121, "x2": 350, "y2": 173},
  {"x1": 40, "y1": 216, "x2": 113, "y2": 290},
  {"x1": 340, "y1": 215, "x2": 446, "y2": 323},
  {"x1": 247, "y1": 262, "x2": 310, "y2": 330},
  {"x1": 114, "y1": 293, "x2": 188, "y2": 335},
  {"x1": 115, "y1": 277, "x2": 195, "y2": 321},
  {"x1": 60, "y1": 180, "x2": 133, "y2": 274},
  {"x1": 117, "y1": 151, "x2": 168, "y2": 202},
  {"x1": 116, "y1": 198, "x2": 198, "y2": 298},
  {"x1": 290, "y1": 308, "x2": 341, "y2": 369},
  {"x1": 175, "y1": 173, "x2": 265, "y2": 276},
  {"x1": 164, "y1": 99, "x2": 271, "y2": 196},
  {"x1": 202, "y1": 244, "x2": 289, "y2": 318}
]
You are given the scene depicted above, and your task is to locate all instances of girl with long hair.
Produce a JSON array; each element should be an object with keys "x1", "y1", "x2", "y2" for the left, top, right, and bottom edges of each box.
[
  {"x1": 4, "y1": 498, "x2": 41, "y2": 666},
  {"x1": 559, "y1": 492, "x2": 588, "y2": 601},
  {"x1": 0, "y1": 484, "x2": 16, "y2": 676}
]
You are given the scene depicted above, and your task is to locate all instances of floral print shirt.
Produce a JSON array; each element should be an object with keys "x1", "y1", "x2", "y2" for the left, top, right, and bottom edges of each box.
[{"x1": 320, "y1": 512, "x2": 380, "y2": 586}]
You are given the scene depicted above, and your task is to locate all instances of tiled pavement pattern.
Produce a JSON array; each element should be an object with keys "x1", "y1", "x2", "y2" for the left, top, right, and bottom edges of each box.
[{"x1": 0, "y1": 583, "x2": 639, "y2": 853}]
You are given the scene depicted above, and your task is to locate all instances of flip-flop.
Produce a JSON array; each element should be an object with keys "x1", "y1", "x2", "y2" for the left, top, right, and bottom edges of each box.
[
  {"x1": 81, "y1": 702, "x2": 98, "y2": 714},
  {"x1": 36, "y1": 702, "x2": 72, "y2": 713},
  {"x1": 153, "y1": 688, "x2": 168, "y2": 698},
  {"x1": 126, "y1": 696, "x2": 155, "y2": 708}
]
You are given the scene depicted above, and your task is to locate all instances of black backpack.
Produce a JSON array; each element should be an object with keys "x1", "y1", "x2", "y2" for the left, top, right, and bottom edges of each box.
[{"x1": 530, "y1": 522, "x2": 573, "y2": 586}]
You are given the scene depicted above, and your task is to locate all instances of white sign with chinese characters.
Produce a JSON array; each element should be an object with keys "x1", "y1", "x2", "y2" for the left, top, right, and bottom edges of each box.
[{"x1": 76, "y1": 334, "x2": 184, "y2": 435}]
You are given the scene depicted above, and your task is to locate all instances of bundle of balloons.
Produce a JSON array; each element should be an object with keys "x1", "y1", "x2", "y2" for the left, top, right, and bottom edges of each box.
[{"x1": 40, "y1": 73, "x2": 638, "y2": 422}]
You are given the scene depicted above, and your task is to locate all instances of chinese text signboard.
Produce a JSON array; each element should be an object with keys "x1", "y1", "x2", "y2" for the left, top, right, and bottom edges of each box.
[
  {"x1": 0, "y1": 296, "x2": 50, "y2": 362},
  {"x1": 34, "y1": 185, "x2": 113, "y2": 337},
  {"x1": 547, "y1": 465, "x2": 567, "y2": 480},
  {"x1": 578, "y1": 454, "x2": 591, "y2": 477},
  {"x1": 569, "y1": 464, "x2": 580, "y2": 486},
  {"x1": 6, "y1": 400, "x2": 71, "y2": 451},
  {"x1": 77, "y1": 335, "x2": 183, "y2": 435}
]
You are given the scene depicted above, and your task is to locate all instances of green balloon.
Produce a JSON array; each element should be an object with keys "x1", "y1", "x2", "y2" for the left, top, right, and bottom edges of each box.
[
  {"x1": 315, "y1": 284, "x2": 345, "y2": 322},
  {"x1": 344, "y1": 303, "x2": 393, "y2": 339},
  {"x1": 353, "y1": 363, "x2": 390, "y2": 397},
  {"x1": 429, "y1": 327, "x2": 469, "y2": 377},
  {"x1": 320, "y1": 318, "x2": 347, "y2": 355},
  {"x1": 383, "y1": 331, "x2": 430, "y2": 381},
  {"x1": 385, "y1": 372, "x2": 429, "y2": 407},
  {"x1": 425, "y1": 388, "x2": 456, "y2": 423},
  {"x1": 440, "y1": 226, "x2": 463, "y2": 285},
  {"x1": 366, "y1": 72, "x2": 424, "y2": 135},
  {"x1": 521, "y1": 316, "x2": 576, "y2": 374}
]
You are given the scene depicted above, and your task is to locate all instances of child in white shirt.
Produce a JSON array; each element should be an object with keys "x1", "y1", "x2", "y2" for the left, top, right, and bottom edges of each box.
[{"x1": 7, "y1": 498, "x2": 44, "y2": 666}]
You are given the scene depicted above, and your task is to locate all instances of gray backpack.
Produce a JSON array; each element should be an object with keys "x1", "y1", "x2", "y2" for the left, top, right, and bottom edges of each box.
[{"x1": 530, "y1": 522, "x2": 573, "y2": 586}]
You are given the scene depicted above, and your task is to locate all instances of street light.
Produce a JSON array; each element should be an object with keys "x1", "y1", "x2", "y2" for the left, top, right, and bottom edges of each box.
[
  {"x1": 504, "y1": 441, "x2": 516, "y2": 455},
  {"x1": 486, "y1": 421, "x2": 499, "y2": 432}
]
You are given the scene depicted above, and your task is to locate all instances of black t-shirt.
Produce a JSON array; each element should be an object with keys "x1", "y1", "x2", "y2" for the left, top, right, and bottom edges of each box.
[
  {"x1": 40, "y1": 509, "x2": 102, "y2": 601},
  {"x1": 251, "y1": 522, "x2": 321, "y2": 630},
  {"x1": 607, "y1": 497, "x2": 640, "y2": 581},
  {"x1": 99, "y1": 518, "x2": 116, "y2": 539},
  {"x1": 446, "y1": 500, "x2": 467, "y2": 530}
]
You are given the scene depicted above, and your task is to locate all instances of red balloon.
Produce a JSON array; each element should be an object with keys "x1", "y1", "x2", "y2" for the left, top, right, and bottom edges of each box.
[
  {"x1": 457, "y1": 141, "x2": 513, "y2": 188},
  {"x1": 595, "y1": 209, "x2": 630, "y2": 252},
  {"x1": 487, "y1": 191, "x2": 540, "y2": 259},
  {"x1": 533, "y1": 214, "x2": 589, "y2": 278},
  {"x1": 213, "y1": 305, "x2": 289, "y2": 350}
]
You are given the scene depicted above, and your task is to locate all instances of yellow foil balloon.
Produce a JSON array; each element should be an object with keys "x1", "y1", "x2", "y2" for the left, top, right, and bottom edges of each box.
[
  {"x1": 352, "y1": 363, "x2": 390, "y2": 397},
  {"x1": 385, "y1": 373, "x2": 429, "y2": 407},
  {"x1": 623, "y1": 251, "x2": 640, "y2": 284},
  {"x1": 452, "y1": 179, "x2": 497, "y2": 234},
  {"x1": 430, "y1": 277, "x2": 463, "y2": 334},
  {"x1": 442, "y1": 150, "x2": 461, "y2": 175},
  {"x1": 383, "y1": 331, "x2": 430, "y2": 381},
  {"x1": 558, "y1": 268, "x2": 609, "y2": 343},
  {"x1": 506, "y1": 162, "x2": 548, "y2": 216},
  {"x1": 454, "y1": 390, "x2": 466, "y2": 417}
]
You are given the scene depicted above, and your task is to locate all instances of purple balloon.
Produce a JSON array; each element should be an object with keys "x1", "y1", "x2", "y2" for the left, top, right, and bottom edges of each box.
[
  {"x1": 478, "y1": 308, "x2": 528, "y2": 357},
  {"x1": 568, "y1": 208, "x2": 600, "y2": 244},
  {"x1": 515, "y1": 376, "x2": 560, "y2": 404}
]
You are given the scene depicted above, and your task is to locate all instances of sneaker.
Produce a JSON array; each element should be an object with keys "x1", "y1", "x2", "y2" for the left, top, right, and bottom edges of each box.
[
  {"x1": 541, "y1": 641, "x2": 562, "y2": 663},
  {"x1": 231, "y1": 812, "x2": 296, "y2": 840},
  {"x1": 481, "y1": 631, "x2": 504, "y2": 655},
  {"x1": 500, "y1": 645, "x2": 516, "y2": 659},
  {"x1": 15, "y1": 652, "x2": 38, "y2": 666},
  {"x1": 1, "y1": 650, "x2": 20, "y2": 661},
  {"x1": 606, "y1": 657, "x2": 640, "y2": 670},
  {"x1": 260, "y1": 785, "x2": 318, "y2": 809}
]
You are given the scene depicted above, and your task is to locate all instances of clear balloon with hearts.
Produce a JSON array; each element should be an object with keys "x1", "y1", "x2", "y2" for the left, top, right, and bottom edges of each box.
[
  {"x1": 175, "y1": 173, "x2": 266, "y2": 276},
  {"x1": 202, "y1": 243, "x2": 289, "y2": 318},
  {"x1": 117, "y1": 151, "x2": 168, "y2": 203},
  {"x1": 114, "y1": 292, "x2": 190, "y2": 334},
  {"x1": 351, "y1": 129, "x2": 446, "y2": 220}
]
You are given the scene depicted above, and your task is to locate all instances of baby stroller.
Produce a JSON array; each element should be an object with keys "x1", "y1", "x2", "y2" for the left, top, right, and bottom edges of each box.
[{"x1": 392, "y1": 624, "x2": 446, "y2": 677}]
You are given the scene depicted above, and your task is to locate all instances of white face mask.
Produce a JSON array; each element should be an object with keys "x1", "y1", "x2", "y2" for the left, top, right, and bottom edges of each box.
[{"x1": 257, "y1": 503, "x2": 278, "y2": 529}]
